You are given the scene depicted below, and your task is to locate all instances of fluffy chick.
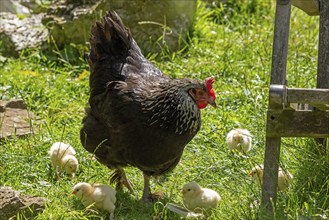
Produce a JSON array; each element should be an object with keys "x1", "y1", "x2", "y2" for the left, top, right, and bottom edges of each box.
[
  {"x1": 182, "y1": 181, "x2": 220, "y2": 213},
  {"x1": 48, "y1": 142, "x2": 79, "y2": 178},
  {"x1": 226, "y1": 128, "x2": 252, "y2": 154},
  {"x1": 249, "y1": 164, "x2": 293, "y2": 191},
  {"x1": 72, "y1": 182, "x2": 116, "y2": 220}
]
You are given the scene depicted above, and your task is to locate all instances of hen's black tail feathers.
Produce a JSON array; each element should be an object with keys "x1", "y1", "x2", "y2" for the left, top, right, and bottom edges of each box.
[
  {"x1": 86, "y1": 11, "x2": 163, "y2": 98},
  {"x1": 87, "y1": 11, "x2": 131, "y2": 69},
  {"x1": 85, "y1": 11, "x2": 134, "y2": 97}
]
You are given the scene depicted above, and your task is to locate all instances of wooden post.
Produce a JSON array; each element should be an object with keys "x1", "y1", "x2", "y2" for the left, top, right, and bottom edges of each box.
[
  {"x1": 269, "y1": 0, "x2": 291, "y2": 85},
  {"x1": 318, "y1": 0, "x2": 329, "y2": 89},
  {"x1": 261, "y1": 0, "x2": 291, "y2": 218},
  {"x1": 316, "y1": 0, "x2": 329, "y2": 148}
]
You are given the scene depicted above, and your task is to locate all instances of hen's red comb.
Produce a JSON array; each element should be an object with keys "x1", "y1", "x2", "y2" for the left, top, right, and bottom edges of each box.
[{"x1": 205, "y1": 77, "x2": 215, "y2": 91}]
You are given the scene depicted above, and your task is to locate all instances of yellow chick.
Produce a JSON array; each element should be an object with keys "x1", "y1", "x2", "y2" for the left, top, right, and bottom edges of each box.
[
  {"x1": 182, "y1": 181, "x2": 221, "y2": 213},
  {"x1": 249, "y1": 164, "x2": 293, "y2": 191},
  {"x1": 226, "y1": 128, "x2": 252, "y2": 154},
  {"x1": 72, "y1": 182, "x2": 116, "y2": 220},
  {"x1": 48, "y1": 142, "x2": 79, "y2": 178}
]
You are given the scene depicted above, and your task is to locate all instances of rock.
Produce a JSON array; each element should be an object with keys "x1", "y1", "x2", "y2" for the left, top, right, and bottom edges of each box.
[
  {"x1": 0, "y1": 99, "x2": 35, "y2": 139},
  {"x1": 0, "y1": 187, "x2": 46, "y2": 219},
  {"x1": 42, "y1": 3, "x2": 98, "y2": 48},
  {"x1": 0, "y1": 12, "x2": 48, "y2": 57},
  {"x1": 1, "y1": 0, "x2": 196, "y2": 56},
  {"x1": 0, "y1": 0, "x2": 30, "y2": 14},
  {"x1": 0, "y1": 0, "x2": 49, "y2": 14},
  {"x1": 42, "y1": 0, "x2": 197, "y2": 54},
  {"x1": 108, "y1": 0, "x2": 197, "y2": 55},
  {"x1": 18, "y1": 0, "x2": 42, "y2": 12}
]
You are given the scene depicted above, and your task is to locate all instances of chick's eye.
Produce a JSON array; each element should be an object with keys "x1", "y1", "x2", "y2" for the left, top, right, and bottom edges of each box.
[{"x1": 187, "y1": 189, "x2": 191, "y2": 191}]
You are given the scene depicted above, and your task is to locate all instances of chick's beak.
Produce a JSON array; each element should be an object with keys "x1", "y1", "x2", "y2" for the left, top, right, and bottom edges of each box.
[{"x1": 72, "y1": 191, "x2": 77, "y2": 195}]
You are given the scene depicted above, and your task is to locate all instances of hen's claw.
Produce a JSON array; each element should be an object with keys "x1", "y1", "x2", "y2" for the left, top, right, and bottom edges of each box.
[
  {"x1": 148, "y1": 192, "x2": 165, "y2": 202},
  {"x1": 141, "y1": 172, "x2": 165, "y2": 203},
  {"x1": 110, "y1": 167, "x2": 134, "y2": 193}
]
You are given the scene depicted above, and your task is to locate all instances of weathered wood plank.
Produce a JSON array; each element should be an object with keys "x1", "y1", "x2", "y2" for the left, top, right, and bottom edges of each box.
[
  {"x1": 269, "y1": 86, "x2": 329, "y2": 109},
  {"x1": 270, "y1": 0, "x2": 291, "y2": 85},
  {"x1": 267, "y1": 109, "x2": 329, "y2": 137},
  {"x1": 316, "y1": 0, "x2": 329, "y2": 161},
  {"x1": 309, "y1": 103, "x2": 329, "y2": 110},
  {"x1": 262, "y1": 0, "x2": 292, "y2": 218},
  {"x1": 318, "y1": 0, "x2": 329, "y2": 89},
  {"x1": 287, "y1": 88, "x2": 329, "y2": 105},
  {"x1": 261, "y1": 138, "x2": 281, "y2": 219}
]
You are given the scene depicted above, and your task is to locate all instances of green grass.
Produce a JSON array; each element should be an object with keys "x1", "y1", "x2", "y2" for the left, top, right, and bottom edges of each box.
[{"x1": 0, "y1": 1, "x2": 328, "y2": 219}]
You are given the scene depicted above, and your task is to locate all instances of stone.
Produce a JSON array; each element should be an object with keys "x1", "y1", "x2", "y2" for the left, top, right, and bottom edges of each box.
[
  {"x1": 42, "y1": 0, "x2": 197, "y2": 54},
  {"x1": 0, "y1": 187, "x2": 46, "y2": 219},
  {"x1": 108, "y1": 0, "x2": 197, "y2": 55},
  {"x1": 0, "y1": 0, "x2": 197, "y2": 56},
  {"x1": 18, "y1": 0, "x2": 44, "y2": 13},
  {"x1": 0, "y1": 0, "x2": 30, "y2": 14},
  {"x1": 42, "y1": 3, "x2": 98, "y2": 48},
  {"x1": 0, "y1": 99, "x2": 35, "y2": 139},
  {"x1": 0, "y1": 12, "x2": 48, "y2": 57}
]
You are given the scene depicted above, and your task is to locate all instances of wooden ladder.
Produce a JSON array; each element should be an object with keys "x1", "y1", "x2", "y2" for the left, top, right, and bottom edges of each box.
[{"x1": 261, "y1": 0, "x2": 329, "y2": 218}]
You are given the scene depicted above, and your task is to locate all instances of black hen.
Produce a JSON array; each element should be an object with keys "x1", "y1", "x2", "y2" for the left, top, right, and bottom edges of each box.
[{"x1": 81, "y1": 11, "x2": 217, "y2": 202}]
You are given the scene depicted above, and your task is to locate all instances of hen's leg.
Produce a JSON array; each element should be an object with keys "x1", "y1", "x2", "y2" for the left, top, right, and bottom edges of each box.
[
  {"x1": 110, "y1": 167, "x2": 134, "y2": 193},
  {"x1": 141, "y1": 172, "x2": 151, "y2": 202},
  {"x1": 141, "y1": 172, "x2": 164, "y2": 202}
]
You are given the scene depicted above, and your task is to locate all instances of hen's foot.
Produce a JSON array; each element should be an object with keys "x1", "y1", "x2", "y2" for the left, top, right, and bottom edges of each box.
[
  {"x1": 141, "y1": 172, "x2": 164, "y2": 203},
  {"x1": 110, "y1": 167, "x2": 134, "y2": 193},
  {"x1": 148, "y1": 192, "x2": 165, "y2": 202},
  {"x1": 141, "y1": 191, "x2": 165, "y2": 203},
  {"x1": 121, "y1": 175, "x2": 134, "y2": 193}
]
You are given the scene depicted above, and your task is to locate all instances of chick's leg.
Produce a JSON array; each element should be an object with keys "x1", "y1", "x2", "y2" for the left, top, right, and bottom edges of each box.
[
  {"x1": 106, "y1": 203, "x2": 115, "y2": 220},
  {"x1": 54, "y1": 165, "x2": 60, "y2": 180}
]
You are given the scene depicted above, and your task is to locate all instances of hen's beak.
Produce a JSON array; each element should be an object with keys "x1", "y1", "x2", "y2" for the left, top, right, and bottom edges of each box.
[{"x1": 209, "y1": 100, "x2": 217, "y2": 108}]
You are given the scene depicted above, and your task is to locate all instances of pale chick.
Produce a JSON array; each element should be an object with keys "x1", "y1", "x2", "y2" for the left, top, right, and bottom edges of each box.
[
  {"x1": 72, "y1": 182, "x2": 116, "y2": 220},
  {"x1": 249, "y1": 164, "x2": 293, "y2": 191},
  {"x1": 48, "y1": 142, "x2": 79, "y2": 178},
  {"x1": 226, "y1": 128, "x2": 252, "y2": 154},
  {"x1": 182, "y1": 181, "x2": 221, "y2": 213}
]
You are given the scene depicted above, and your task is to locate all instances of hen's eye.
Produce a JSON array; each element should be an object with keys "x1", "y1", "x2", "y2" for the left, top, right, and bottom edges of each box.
[{"x1": 197, "y1": 90, "x2": 205, "y2": 96}]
